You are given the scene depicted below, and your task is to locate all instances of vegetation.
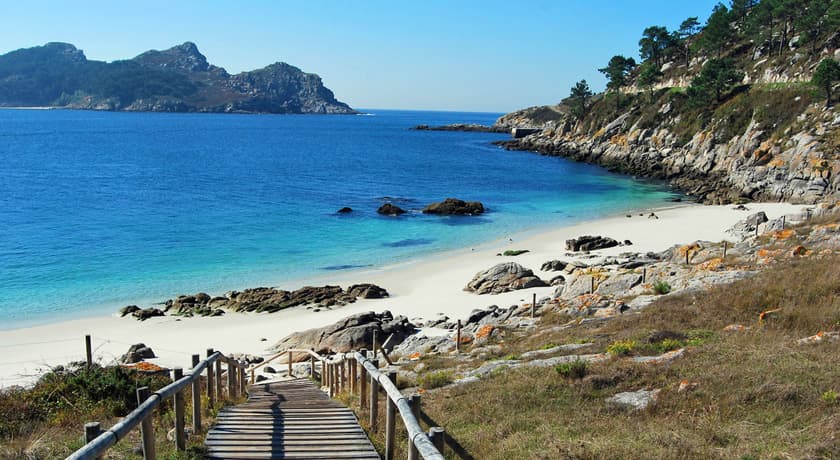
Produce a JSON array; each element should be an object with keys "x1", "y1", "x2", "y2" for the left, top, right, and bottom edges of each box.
[
  {"x1": 687, "y1": 58, "x2": 745, "y2": 105},
  {"x1": 652, "y1": 280, "x2": 672, "y2": 295},
  {"x1": 554, "y1": 359, "x2": 588, "y2": 379},
  {"x1": 500, "y1": 249, "x2": 529, "y2": 256},
  {"x1": 812, "y1": 57, "x2": 840, "y2": 107},
  {"x1": 598, "y1": 55, "x2": 636, "y2": 94},
  {"x1": 567, "y1": 79, "x2": 593, "y2": 120},
  {"x1": 416, "y1": 370, "x2": 454, "y2": 389}
]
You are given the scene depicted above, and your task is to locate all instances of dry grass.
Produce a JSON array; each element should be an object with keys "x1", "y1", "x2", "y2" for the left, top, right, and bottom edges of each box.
[{"x1": 413, "y1": 252, "x2": 840, "y2": 459}]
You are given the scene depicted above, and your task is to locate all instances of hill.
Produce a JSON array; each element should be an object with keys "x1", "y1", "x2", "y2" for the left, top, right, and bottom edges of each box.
[
  {"x1": 0, "y1": 42, "x2": 356, "y2": 114},
  {"x1": 495, "y1": 0, "x2": 840, "y2": 204}
]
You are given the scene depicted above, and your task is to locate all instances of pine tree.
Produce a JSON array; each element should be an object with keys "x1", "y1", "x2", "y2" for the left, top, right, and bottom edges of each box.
[
  {"x1": 812, "y1": 58, "x2": 840, "y2": 107},
  {"x1": 567, "y1": 80, "x2": 594, "y2": 120}
]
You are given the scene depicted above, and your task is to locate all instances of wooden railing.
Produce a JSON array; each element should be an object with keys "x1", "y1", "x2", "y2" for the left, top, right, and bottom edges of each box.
[
  {"x1": 251, "y1": 346, "x2": 446, "y2": 459},
  {"x1": 66, "y1": 349, "x2": 249, "y2": 460}
]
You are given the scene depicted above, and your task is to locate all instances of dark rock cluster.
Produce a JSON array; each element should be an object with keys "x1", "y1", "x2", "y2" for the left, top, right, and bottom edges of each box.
[{"x1": 271, "y1": 310, "x2": 415, "y2": 354}]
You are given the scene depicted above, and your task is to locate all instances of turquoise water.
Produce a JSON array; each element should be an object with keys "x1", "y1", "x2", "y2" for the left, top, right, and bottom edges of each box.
[{"x1": 0, "y1": 109, "x2": 679, "y2": 328}]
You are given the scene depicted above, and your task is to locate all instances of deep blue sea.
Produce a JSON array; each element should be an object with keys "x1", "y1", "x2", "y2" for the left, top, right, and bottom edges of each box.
[{"x1": 0, "y1": 109, "x2": 679, "y2": 328}]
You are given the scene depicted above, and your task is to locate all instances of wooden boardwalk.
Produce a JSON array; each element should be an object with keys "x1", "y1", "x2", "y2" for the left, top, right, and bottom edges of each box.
[{"x1": 205, "y1": 379, "x2": 380, "y2": 459}]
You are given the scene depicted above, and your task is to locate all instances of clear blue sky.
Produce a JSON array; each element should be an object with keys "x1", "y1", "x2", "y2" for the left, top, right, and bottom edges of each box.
[{"x1": 1, "y1": 1, "x2": 722, "y2": 112}]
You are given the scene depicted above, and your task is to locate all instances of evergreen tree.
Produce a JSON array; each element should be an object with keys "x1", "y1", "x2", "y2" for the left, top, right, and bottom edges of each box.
[
  {"x1": 698, "y1": 3, "x2": 735, "y2": 58},
  {"x1": 639, "y1": 26, "x2": 674, "y2": 67},
  {"x1": 796, "y1": 0, "x2": 831, "y2": 53},
  {"x1": 598, "y1": 55, "x2": 637, "y2": 92},
  {"x1": 730, "y1": 0, "x2": 759, "y2": 31},
  {"x1": 567, "y1": 79, "x2": 594, "y2": 120},
  {"x1": 636, "y1": 62, "x2": 663, "y2": 101},
  {"x1": 677, "y1": 17, "x2": 701, "y2": 64},
  {"x1": 812, "y1": 58, "x2": 840, "y2": 107},
  {"x1": 687, "y1": 58, "x2": 744, "y2": 104}
]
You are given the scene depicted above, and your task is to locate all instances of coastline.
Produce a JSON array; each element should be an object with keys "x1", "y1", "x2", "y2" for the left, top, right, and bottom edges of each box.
[{"x1": 0, "y1": 201, "x2": 807, "y2": 387}]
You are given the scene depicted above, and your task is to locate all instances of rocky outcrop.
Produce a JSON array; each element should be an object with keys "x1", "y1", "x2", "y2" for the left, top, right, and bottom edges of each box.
[
  {"x1": 566, "y1": 235, "x2": 620, "y2": 252},
  {"x1": 120, "y1": 343, "x2": 156, "y2": 364},
  {"x1": 271, "y1": 311, "x2": 415, "y2": 354},
  {"x1": 465, "y1": 262, "x2": 548, "y2": 294},
  {"x1": 422, "y1": 198, "x2": 485, "y2": 216},
  {"x1": 0, "y1": 42, "x2": 356, "y2": 114},
  {"x1": 165, "y1": 284, "x2": 389, "y2": 316},
  {"x1": 377, "y1": 203, "x2": 407, "y2": 216}
]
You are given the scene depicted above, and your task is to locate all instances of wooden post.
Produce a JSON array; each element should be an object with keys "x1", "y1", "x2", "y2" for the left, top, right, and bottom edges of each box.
[
  {"x1": 590, "y1": 276, "x2": 595, "y2": 294},
  {"x1": 359, "y1": 350, "x2": 368, "y2": 409},
  {"x1": 372, "y1": 331, "x2": 378, "y2": 360},
  {"x1": 350, "y1": 357, "x2": 357, "y2": 393},
  {"x1": 642, "y1": 266, "x2": 647, "y2": 283},
  {"x1": 339, "y1": 360, "x2": 347, "y2": 394},
  {"x1": 320, "y1": 356, "x2": 326, "y2": 388},
  {"x1": 172, "y1": 368, "x2": 186, "y2": 451},
  {"x1": 287, "y1": 350, "x2": 293, "y2": 377},
  {"x1": 531, "y1": 293, "x2": 536, "y2": 318},
  {"x1": 309, "y1": 353, "x2": 315, "y2": 379},
  {"x1": 206, "y1": 349, "x2": 215, "y2": 408},
  {"x1": 385, "y1": 371, "x2": 397, "y2": 460},
  {"x1": 408, "y1": 394, "x2": 421, "y2": 460},
  {"x1": 215, "y1": 359, "x2": 222, "y2": 400},
  {"x1": 239, "y1": 365, "x2": 246, "y2": 397},
  {"x1": 429, "y1": 427, "x2": 445, "y2": 454},
  {"x1": 227, "y1": 360, "x2": 236, "y2": 399},
  {"x1": 782, "y1": 215, "x2": 786, "y2": 229},
  {"x1": 85, "y1": 334, "x2": 93, "y2": 369},
  {"x1": 84, "y1": 422, "x2": 102, "y2": 459},
  {"x1": 191, "y1": 355, "x2": 201, "y2": 433},
  {"x1": 755, "y1": 224, "x2": 759, "y2": 237},
  {"x1": 722, "y1": 241, "x2": 728, "y2": 259},
  {"x1": 330, "y1": 363, "x2": 337, "y2": 397},
  {"x1": 456, "y1": 320, "x2": 462, "y2": 353},
  {"x1": 137, "y1": 387, "x2": 156, "y2": 460},
  {"x1": 251, "y1": 368, "x2": 255, "y2": 385},
  {"x1": 369, "y1": 359, "x2": 380, "y2": 431}
]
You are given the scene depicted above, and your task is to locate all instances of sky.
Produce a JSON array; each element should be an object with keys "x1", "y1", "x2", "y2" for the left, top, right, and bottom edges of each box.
[{"x1": 1, "y1": 1, "x2": 722, "y2": 113}]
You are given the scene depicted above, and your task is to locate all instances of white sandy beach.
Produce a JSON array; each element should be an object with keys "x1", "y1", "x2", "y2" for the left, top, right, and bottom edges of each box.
[{"x1": 0, "y1": 202, "x2": 807, "y2": 387}]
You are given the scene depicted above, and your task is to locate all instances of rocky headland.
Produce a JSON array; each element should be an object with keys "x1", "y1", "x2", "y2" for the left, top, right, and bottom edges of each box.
[{"x1": 0, "y1": 42, "x2": 356, "y2": 114}]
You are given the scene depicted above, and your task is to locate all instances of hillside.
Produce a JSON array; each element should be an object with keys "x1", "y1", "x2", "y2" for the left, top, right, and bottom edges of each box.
[
  {"x1": 495, "y1": 0, "x2": 840, "y2": 204},
  {"x1": 0, "y1": 42, "x2": 356, "y2": 114}
]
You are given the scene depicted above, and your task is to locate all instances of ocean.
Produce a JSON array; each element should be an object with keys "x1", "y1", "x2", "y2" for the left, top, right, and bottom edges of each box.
[{"x1": 0, "y1": 108, "x2": 678, "y2": 328}]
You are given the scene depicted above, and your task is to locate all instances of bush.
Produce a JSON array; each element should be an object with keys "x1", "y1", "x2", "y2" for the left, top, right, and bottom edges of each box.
[
  {"x1": 606, "y1": 340, "x2": 637, "y2": 356},
  {"x1": 821, "y1": 390, "x2": 839, "y2": 405},
  {"x1": 652, "y1": 280, "x2": 672, "y2": 295},
  {"x1": 417, "y1": 371, "x2": 453, "y2": 389},
  {"x1": 555, "y1": 359, "x2": 588, "y2": 379},
  {"x1": 654, "y1": 338, "x2": 685, "y2": 353}
]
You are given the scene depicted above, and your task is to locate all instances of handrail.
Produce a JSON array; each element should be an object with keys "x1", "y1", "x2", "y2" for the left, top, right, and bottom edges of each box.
[
  {"x1": 66, "y1": 350, "x2": 249, "y2": 460},
  {"x1": 249, "y1": 347, "x2": 325, "y2": 373},
  {"x1": 353, "y1": 351, "x2": 445, "y2": 460}
]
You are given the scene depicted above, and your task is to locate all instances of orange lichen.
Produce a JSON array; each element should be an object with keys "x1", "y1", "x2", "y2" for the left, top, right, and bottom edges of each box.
[
  {"x1": 768, "y1": 158, "x2": 786, "y2": 168},
  {"x1": 125, "y1": 361, "x2": 166, "y2": 372},
  {"x1": 409, "y1": 352, "x2": 421, "y2": 361},
  {"x1": 758, "y1": 308, "x2": 782, "y2": 325},
  {"x1": 475, "y1": 325, "x2": 495, "y2": 340},
  {"x1": 696, "y1": 257, "x2": 724, "y2": 271},
  {"x1": 772, "y1": 229, "x2": 795, "y2": 240}
]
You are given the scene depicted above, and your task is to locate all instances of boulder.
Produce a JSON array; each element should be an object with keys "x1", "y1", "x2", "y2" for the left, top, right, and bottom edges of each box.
[
  {"x1": 540, "y1": 260, "x2": 567, "y2": 271},
  {"x1": 271, "y1": 311, "x2": 416, "y2": 354},
  {"x1": 346, "y1": 283, "x2": 389, "y2": 299},
  {"x1": 422, "y1": 198, "x2": 485, "y2": 216},
  {"x1": 565, "y1": 235, "x2": 619, "y2": 252},
  {"x1": 728, "y1": 211, "x2": 768, "y2": 236},
  {"x1": 377, "y1": 203, "x2": 406, "y2": 216},
  {"x1": 595, "y1": 273, "x2": 643, "y2": 296},
  {"x1": 133, "y1": 308, "x2": 165, "y2": 321},
  {"x1": 119, "y1": 305, "x2": 141, "y2": 317},
  {"x1": 464, "y1": 262, "x2": 548, "y2": 295},
  {"x1": 337, "y1": 207, "x2": 353, "y2": 213},
  {"x1": 120, "y1": 343, "x2": 156, "y2": 364},
  {"x1": 606, "y1": 389, "x2": 661, "y2": 411}
]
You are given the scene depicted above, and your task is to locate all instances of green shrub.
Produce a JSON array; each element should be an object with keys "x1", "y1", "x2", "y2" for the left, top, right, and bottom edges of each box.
[
  {"x1": 417, "y1": 371, "x2": 454, "y2": 389},
  {"x1": 652, "y1": 280, "x2": 672, "y2": 295},
  {"x1": 821, "y1": 390, "x2": 839, "y2": 405},
  {"x1": 554, "y1": 359, "x2": 588, "y2": 379},
  {"x1": 654, "y1": 338, "x2": 685, "y2": 353},
  {"x1": 606, "y1": 340, "x2": 637, "y2": 356}
]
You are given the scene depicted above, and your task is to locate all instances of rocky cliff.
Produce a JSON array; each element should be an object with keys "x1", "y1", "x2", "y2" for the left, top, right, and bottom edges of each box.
[
  {"x1": 493, "y1": 6, "x2": 840, "y2": 205},
  {"x1": 0, "y1": 42, "x2": 356, "y2": 114}
]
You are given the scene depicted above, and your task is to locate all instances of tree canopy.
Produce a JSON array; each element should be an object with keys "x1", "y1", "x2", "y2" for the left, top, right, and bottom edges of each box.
[
  {"x1": 812, "y1": 58, "x2": 840, "y2": 107},
  {"x1": 568, "y1": 79, "x2": 594, "y2": 120},
  {"x1": 598, "y1": 55, "x2": 636, "y2": 92},
  {"x1": 687, "y1": 58, "x2": 744, "y2": 104}
]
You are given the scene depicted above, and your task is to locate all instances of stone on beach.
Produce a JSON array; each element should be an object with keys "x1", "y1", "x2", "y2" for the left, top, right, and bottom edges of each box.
[
  {"x1": 565, "y1": 235, "x2": 620, "y2": 252},
  {"x1": 464, "y1": 262, "x2": 547, "y2": 294},
  {"x1": 120, "y1": 343, "x2": 156, "y2": 364}
]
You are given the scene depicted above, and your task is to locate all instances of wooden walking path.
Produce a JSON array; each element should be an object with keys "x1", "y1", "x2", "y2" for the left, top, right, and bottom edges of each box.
[{"x1": 205, "y1": 378, "x2": 380, "y2": 460}]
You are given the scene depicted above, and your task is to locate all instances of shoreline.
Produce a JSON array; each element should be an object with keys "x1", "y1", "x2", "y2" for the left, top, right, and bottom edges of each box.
[{"x1": 0, "y1": 201, "x2": 807, "y2": 387}]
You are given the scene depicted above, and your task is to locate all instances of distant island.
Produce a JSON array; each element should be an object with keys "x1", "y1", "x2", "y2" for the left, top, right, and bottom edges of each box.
[{"x1": 0, "y1": 41, "x2": 356, "y2": 114}]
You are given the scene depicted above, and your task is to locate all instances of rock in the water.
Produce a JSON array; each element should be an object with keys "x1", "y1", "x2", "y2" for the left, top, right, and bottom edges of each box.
[
  {"x1": 337, "y1": 207, "x2": 353, "y2": 213},
  {"x1": 565, "y1": 235, "x2": 619, "y2": 252},
  {"x1": 541, "y1": 260, "x2": 567, "y2": 271},
  {"x1": 465, "y1": 262, "x2": 548, "y2": 294},
  {"x1": 606, "y1": 389, "x2": 661, "y2": 411},
  {"x1": 271, "y1": 311, "x2": 416, "y2": 354},
  {"x1": 377, "y1": 203, "x2": 407, "y2": 216},
  {"x1": 120, "y1": 343, "x2": 156, "y2": 364},
  {"x1": 422, "y1": 198, "x2": 485, "y2": 216}
]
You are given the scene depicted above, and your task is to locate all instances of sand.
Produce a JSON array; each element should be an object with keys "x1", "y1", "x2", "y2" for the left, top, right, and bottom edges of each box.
[{"x1": 0, "y1": 202, "x2": 808, "y2": 387}]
